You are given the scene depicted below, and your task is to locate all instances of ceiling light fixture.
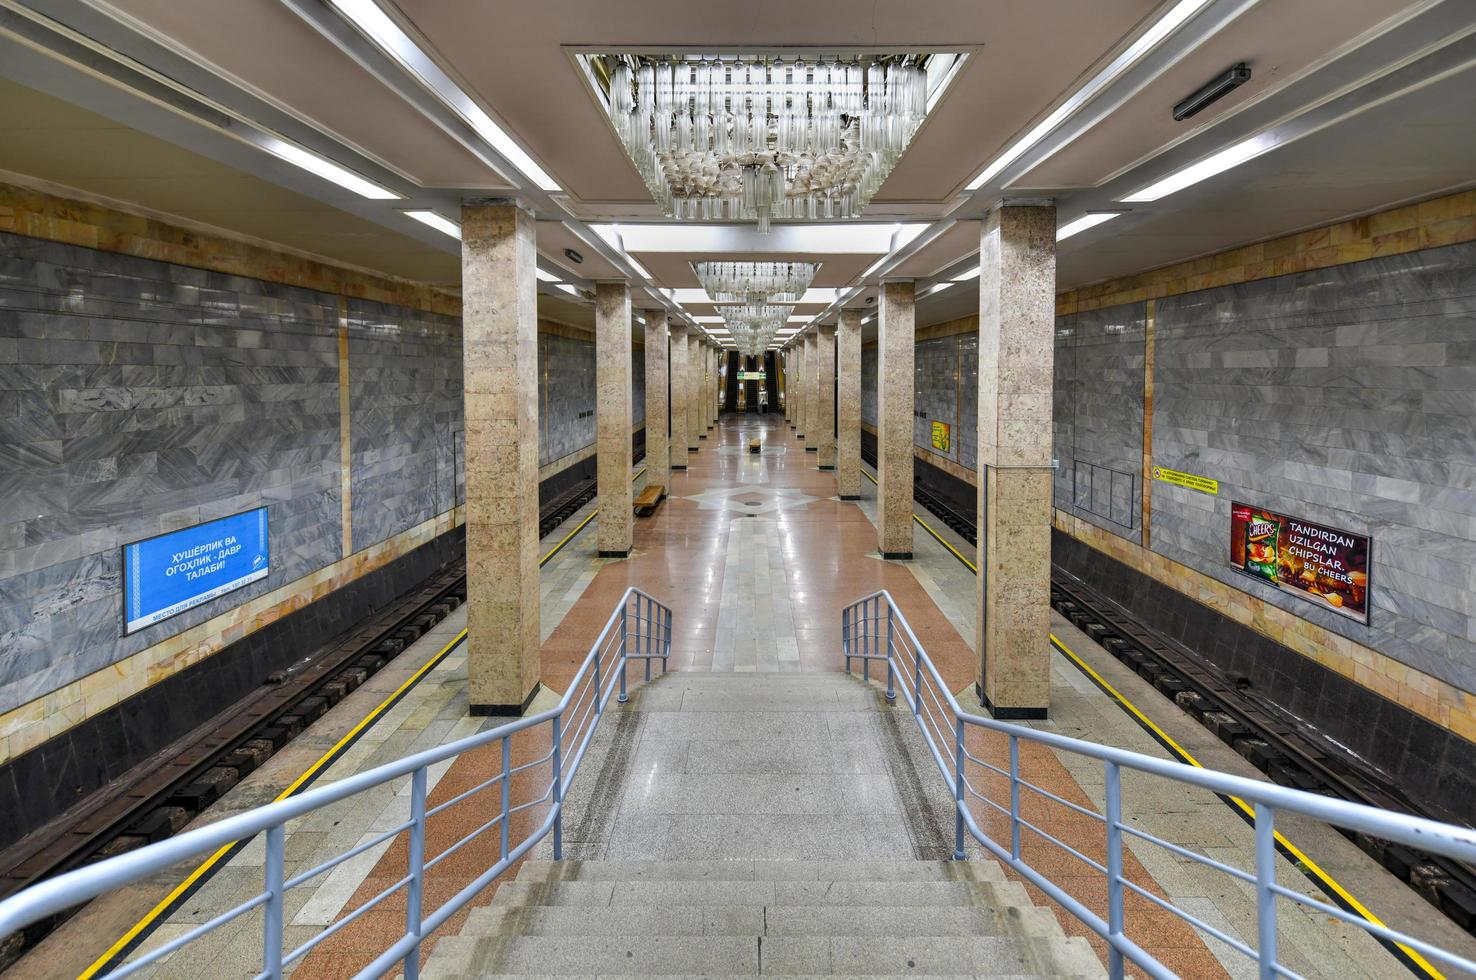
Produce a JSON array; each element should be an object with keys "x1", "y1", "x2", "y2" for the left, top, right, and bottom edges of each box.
[
  {"x1": 535, "y1": 268, "x2": 562, "y2": 283},
  {"x1": 403, "y1": 209, "x2": 460, "y2": 238},
  {"x1": 965, "y1": 0, "x2": 1215, "y2": 191},
  {"x1": 327, "y1": 0, "x2": 560, "y2": 192},
  {"x1": 556, "y1": 283, "x2": 580, "y2": 296},
  {"x1": 694, "y1": 261, "x2": 819, "y2": 304},
  {"x1": 951, "y1": 265, "x2": 980, "y2": 282},
  {"x1": 260, "y1": 136, "x2": 398, "y2": 200},
  {"x1": 595, "y1": 54, "x2": 946, "y2": 232},
  {"x1": 1121, "y1": 132, "x2": 1276, "y2": 202},
  {"x1": 1056, "y1": 212, "x2": 1122, "y2": 241}
]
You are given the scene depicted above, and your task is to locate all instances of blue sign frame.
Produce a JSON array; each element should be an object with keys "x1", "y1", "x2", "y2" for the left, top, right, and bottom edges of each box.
[{"x1": 122, "y1": 507, "x2": 271, "y2": 635}]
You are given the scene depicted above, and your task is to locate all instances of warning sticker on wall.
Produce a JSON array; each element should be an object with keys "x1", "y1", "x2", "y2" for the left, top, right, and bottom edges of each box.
[{"x1": 1152, "y1": 466, "x2": 1218, "y2": 495}]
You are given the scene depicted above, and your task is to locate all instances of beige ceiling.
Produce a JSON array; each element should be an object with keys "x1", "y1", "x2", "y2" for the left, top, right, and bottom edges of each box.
[{"x1": 0, "y1": 76, "x2": 461, "y2": 283}]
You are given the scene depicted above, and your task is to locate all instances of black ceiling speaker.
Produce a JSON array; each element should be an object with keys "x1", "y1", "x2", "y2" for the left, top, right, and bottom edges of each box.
[
  {"x1": 564, "y1": 247, "x2": 584, "y2": 264},
  {"x1": 1173, "y1": 62, "x2": 1251, "y2": 121}
]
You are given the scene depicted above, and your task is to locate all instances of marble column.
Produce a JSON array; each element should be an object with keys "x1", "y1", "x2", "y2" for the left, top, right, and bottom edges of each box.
[
  {"x1": 461, "y1": 201, "x2": 539, "y2": 715},
  {"x1": 815, "y1": 323, "x2": 837, "y2": 470},
  {"x1": 669, "y1": 322, "x2": 689, "y2": 471},
  {"x1": 836, "y1": 310, "x2": 860, "y2": 497},
  {"x1": 876, "y1": 281, "x2": 915, "y2": 559},
  {"x1": 806, "y1": 330, "x2": 823, "y2": 454},
  {"x1": 688, "y1": 336, "x2": 703, "y2": 451},
  {"x1": 595, "y1": 282, "x2": 633, "y2": 558},
  {"x1": 705, "y1": 344, "x2": 716, "y2": 430},
  {"x1": 976, "y1": 205, "x2": 1056, "y2": 719},
  {"x1": 643, "y1": 313, "x2": 670, "y2": 489}
]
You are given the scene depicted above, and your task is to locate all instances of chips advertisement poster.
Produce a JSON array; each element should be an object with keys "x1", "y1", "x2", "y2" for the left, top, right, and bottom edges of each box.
[
  {"x1": 930, "y1": 420, "x2": 951, "y2": 453},
  {"x1": 1229, "y1": 502, "x2": 1370, "y2": 624}
]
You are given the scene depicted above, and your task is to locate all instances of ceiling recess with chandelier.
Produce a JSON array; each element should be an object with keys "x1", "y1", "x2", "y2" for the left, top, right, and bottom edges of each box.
[
  {"x1": 585, "y1": 53, "x2": 957, "y2": 232},
  {"x1": 694, "y1": 261, "x2": 820, "y2": 354}
]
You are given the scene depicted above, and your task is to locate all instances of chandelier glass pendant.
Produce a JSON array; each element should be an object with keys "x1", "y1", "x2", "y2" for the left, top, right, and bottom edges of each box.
[
  {"x1": 694, "y1": 261, "x2": 818, "y2": 304},
  {"x1": 719, "y1": 303, "x2": 794, "y2": 356},
  {"x1": 605, "y1": 56, "x2": 930, "y2": 232}
]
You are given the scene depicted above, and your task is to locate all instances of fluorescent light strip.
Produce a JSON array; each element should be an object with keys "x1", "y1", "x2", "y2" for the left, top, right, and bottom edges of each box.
[
  {"x1": 556, "y1": 283, "x2": 579, "y2": 296},
  {"x1": 951, "y1": 265, "x2": 980, "y2": 282},
  {"x1": 403, "y1": 209, "x2": 460, "y2": 239},
  {"x1": 966, "y1": 0, "x2": 1215, "y2": 190},
  {"x1": 260, "y1": 136, "x2": 398, "y2": 200},
  {"x1": 535, "y1": 268, "x2": 562, "y2": 283},
  {"x1": 1056, "y1": 212, "x2": 1121, "y2": 241},
  {"x1": 1122, "y1": 133, "x2": 1277, "y2": 202},
  {"x1": 327, "y1": 0, "x2": 559, "y2": 192},
  {"x1": 924, "y1": 282, "x2": 952, "y2": 296}
]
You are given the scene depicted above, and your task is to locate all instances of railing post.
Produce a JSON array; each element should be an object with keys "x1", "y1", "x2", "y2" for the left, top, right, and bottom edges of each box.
[
  {"x1": 1255, "y1": 804, "x2": 1278, "y2": 980},
  {"x1": 1009, "y1": 735, "x2": 1021, "y2": 862},
  {"x1": 262, "y1": 823, "x2": 285, "y2": 978},
  {"x1": 842, "y1": 605, "x2": 851, "y2": 673},
  {"x1": 551, "y1": 715, "x2": 564, "y2": 860},
  {"x1": 499, "y1": 735, "x2": 512, "y2": 861},
  {"x1": 404, "y1": 766, "x2": 428, "y2": 980},
  {"x1": 953, "y1": 718, "x2": 966, "y2": 861},
  {"x1": 1104, "y1": 761, "x2": 1125, "y2": 980},
  {"x1": 641, "y1": 597, "x2": 651, "y2": 682},
  {"x1": 617, "y1": 603, "x2": 628, "y2": 704}
]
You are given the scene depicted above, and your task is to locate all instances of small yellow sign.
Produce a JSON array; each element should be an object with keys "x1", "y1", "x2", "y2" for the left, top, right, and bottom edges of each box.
[
  {"x1": 930, "y1": 420, "x2": 951, "y2": 453},
  {"x1": 1153, "y1": 466, "x2": 1218, "y2": 495}
]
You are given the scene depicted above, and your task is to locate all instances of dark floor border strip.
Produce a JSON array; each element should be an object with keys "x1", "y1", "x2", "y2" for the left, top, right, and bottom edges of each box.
[{"x1": 83, "y1": 631, "x2": 466, "y2": 979}]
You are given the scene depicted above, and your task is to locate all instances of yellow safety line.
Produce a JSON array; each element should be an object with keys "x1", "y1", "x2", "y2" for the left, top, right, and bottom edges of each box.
[
  {"x1": 1050, "y1": 632, "x2": 1443, "y2": 979},
  {"x1": 861, "y1": 460, "x2": 1440, "y2": 978},
  {"x1": 85, "y1": 465, "x2": 649, "y2": 976}
]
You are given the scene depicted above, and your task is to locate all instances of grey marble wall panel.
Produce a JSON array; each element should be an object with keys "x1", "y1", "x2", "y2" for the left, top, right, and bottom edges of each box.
[
  {"x1": 539, "y1": 332, "x2": 596, "y2": 465},
  {"x1": 1152, "y1": 240, "x2": 1476, "y2": 695},
  {"x1": 914, "y1": 335, "x2": 960, "y2": 462},
  {"x1": 1053, "y1": 304, "x2": 1145, "y2": 542},
  {"x1": 956, "y1": 333, "x2": 979, "y2": 473},
  {"x1": 861, "y1": 345, "x2": 878, "y2": 428},
  {"x1": 347, "y1": 299, "x2": 462, "y2": 551},
  {"x1": 632, "y1": 340, "x2": 645, "y2": 426},
  {"x1": 0, "y1": 231, "x2": 343, "y2": 714}
]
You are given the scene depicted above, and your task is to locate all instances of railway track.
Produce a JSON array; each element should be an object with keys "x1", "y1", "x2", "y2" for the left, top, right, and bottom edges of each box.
[{"x1": 861, "y1": 445, "x2": 1476, "y2": 938}]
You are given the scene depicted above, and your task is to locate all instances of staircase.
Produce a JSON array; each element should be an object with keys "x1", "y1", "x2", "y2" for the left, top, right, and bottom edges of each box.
[{"x1": 421, "y1": 671, "x2": 1104, "y2": 977}]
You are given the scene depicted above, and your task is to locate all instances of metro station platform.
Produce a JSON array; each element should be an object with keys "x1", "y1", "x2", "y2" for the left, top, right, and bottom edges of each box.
[{"x1": 16, "y1": 416, "x2": 1473, "y2": 980}]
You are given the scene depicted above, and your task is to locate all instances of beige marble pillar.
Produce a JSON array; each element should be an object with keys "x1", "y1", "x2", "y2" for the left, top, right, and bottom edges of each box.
[
  {"x1": 705, "y1": 344, "x2": 716, "y2": 430},
  {"x1": 688, "y1": 337, "x2": 704, "y2": 451},
  {"x1": 461, "y1": 201, "x2": 539, "y2": 715},
  {"x1": 877, "y1": 281, "x2": 915, "y2": 559},
  {"x1": 815, "y1": 323, "x2": 837, "y2": 470},
  {"x1": 669, "y1": 322, "x2": 689, "y2": 471},
  {"x1": 595, "y1": 282, "x2": 633, "y2": 558},
  {"x1": 837, "y1": 310, "x2": 862, "y2": 499},
  {"x1": 643, "y1": 314, "x2": 669, "y2": 489},
  {"x1": 977, "y1": 205, "x2": 1056, "y2": 719}
]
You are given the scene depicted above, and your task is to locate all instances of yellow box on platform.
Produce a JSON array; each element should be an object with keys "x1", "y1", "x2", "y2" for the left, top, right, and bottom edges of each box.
[{"x1": 1153, "y1": 466, "x2": 1218, "y2": 495}]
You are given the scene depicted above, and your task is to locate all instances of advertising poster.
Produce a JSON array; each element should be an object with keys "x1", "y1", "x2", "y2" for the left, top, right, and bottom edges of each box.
[
  {"x1": 123, "y1": 507, "x2": 271, "y2": 634},
  {"x1": 930, "y1": 420, "x2": 951, "y2": 454},
  {"x1": 1229, "y1": 502, "x2": 1369, "y2": 624}
]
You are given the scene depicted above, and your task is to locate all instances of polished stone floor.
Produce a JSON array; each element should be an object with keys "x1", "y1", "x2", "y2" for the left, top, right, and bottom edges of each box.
[{"x1": 31, "y1": 414, "x2": 1474, "y2": 979}]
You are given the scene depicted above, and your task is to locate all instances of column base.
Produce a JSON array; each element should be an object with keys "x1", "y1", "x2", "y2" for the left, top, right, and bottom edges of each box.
[
  {"x1": 881, "y1": 551, "x2": 913, "y2": 561},
  {"x1": 976, "y1": 684, "x2": 1048, "y2": 720},
  {"x1": 805, "y1": 447, "x2": 818, "y2": 453},
  {"x1": 671, "y1": 464, "x2": 687, "y2": 470},
  {"x1": 698, "y1": 434, "x2": 707, "y2": 439},
  {"x1": 707, "y1": 425, "x2": 714, "y2": 430},
  {"x1": 688, "y1": 446, "x2": 700, "y2": 452},
  {"x1": 839, "y1": 494, "x2": 862, "y2": 501},
  {"x1": 598, "y1": 548, "x2": 631, "y2": 558},
  {"x1": 818, "y1": 464, "x2": 835, "y2": 471},
  {"x1": 796, "y1": 434, "x2": 805, "y2": 440},
  {"x1": 470, "y1": 684, "x2": 542, "y2": 717}
]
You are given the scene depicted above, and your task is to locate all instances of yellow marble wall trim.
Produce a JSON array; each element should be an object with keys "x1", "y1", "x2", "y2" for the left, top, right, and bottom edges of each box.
[
  {"x1": 1054, "y1": 510, "x2": 1476, "y2": 743},
  {"x1": 0, "y1": 177, "x2": 461, "y2": 317},
  {"x1": 1056, "y1": 189, "x2": 1476, "y2": 316},
  {"x1": 0, "y1": 507, "x2": 466, "y2": 765}
]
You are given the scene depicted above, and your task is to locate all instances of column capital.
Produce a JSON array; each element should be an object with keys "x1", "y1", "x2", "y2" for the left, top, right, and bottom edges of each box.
[{"x1": 461, "y1": 196, "x2": 535, "y2": 214}]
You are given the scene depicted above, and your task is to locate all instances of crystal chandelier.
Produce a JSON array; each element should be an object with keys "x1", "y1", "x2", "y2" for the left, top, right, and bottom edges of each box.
[
  {"x1": 602, "y1": 55, "x2": 932, "y2": 232},
  {"x1": 693, "y1": 261, "x2": 818, "y2": 304},
  {"x1": 720, "y1": 304, "x2": 794, "y2": 356}
]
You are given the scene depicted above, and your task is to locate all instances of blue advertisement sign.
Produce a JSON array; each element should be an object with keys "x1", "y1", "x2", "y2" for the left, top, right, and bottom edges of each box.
[{"x1": 122, "y1": 507, "x2": 270, "y2": 634}]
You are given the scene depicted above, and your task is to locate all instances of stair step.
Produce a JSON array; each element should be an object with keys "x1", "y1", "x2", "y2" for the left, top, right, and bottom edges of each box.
[
  {"x1": 422, "y1": 933, "x2": 1103, "y2": 977},
  {"x1": 515, "y1": 859, "x2": 1007, "y2": 884},
  {"x1": 460, "y1": 903, "x2": 1063, "y2": 941},
  {"x1": 488, "y1": 878, "x2": 1034, "y2": 909}
]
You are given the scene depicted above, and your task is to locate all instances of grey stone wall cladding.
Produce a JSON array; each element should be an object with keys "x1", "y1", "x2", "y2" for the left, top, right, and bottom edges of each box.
[
  {"x1": 347, "y1": 299, "x2": 463, "y2": 551},
  {"x1": 1151, "y1": 240, "x2": 1476, "y2": 696},
  {"x1": 861, "y1": 345, "x2": 878, "y2": 428},
  {"x1": 915, "y1": 335, "x2": 960, "y2": 462},
  {"x1": 0, "y1": 230, "x2": 343, "y2": 715},
  {"x1": 1055, "y1": 304, "x2": 1146, "y2": 543},
  {"x1": 539, "y1": 332, "x2": 595, "y2": 465}
]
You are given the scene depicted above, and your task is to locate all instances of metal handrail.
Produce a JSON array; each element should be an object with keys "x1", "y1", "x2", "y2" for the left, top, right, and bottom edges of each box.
[
  {"x1": 0, "y1": 587, "x2": 672, "y2": 979},
  {"x1": 842, "y1": 589, "x2": 1476, "y2": 980}
]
